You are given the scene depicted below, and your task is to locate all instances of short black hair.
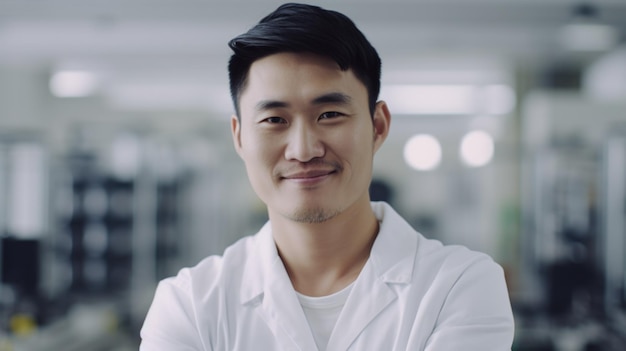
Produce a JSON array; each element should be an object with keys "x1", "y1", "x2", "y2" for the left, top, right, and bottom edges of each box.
[{"x1": 228, "y1": 3, "x2": 381, "y2": 117}]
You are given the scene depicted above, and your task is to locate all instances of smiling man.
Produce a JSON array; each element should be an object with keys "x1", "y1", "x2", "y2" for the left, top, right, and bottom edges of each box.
[{"x1": 140, "y1": 3, "x2": 515, "y2": 351}]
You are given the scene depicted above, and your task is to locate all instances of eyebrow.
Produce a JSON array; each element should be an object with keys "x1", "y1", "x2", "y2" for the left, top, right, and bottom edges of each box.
[
  {"x1": 312, "y1": 92, "x2": 352, "y2": 105},
  {"x1": 255, "y1": 100, "x2": 289, "y2": 112},
  {"x1": 255, "y1": 92, "x2": 352, "y2": 112}
]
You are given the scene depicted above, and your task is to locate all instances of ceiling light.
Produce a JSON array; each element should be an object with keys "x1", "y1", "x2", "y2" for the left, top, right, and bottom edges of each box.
[
  {"x1": 50, "y1": 70, "x2": 99, "y2": 98},
  {"x1": 460, "y1": 130, "x2": 494, "y2": 168},
  {"x1": 381, "y1": 84, "x2": 516, "y2": 116},
  {"x1": 403, "y1": 134, "x2": 442, "y2": 171},
  {"x1": 382, "y1": 84, "x2": 476, "y2": 115}
]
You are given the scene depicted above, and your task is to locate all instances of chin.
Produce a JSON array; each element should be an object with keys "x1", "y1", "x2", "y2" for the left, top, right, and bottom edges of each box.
[{"x1": 284, "y1": 206, "x2": 340, "y2": 224}]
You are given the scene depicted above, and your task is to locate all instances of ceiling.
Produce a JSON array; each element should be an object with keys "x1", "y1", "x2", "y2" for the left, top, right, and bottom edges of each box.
[{"x1": 0, "y1": 0, "x2": 625, "y2": 113}]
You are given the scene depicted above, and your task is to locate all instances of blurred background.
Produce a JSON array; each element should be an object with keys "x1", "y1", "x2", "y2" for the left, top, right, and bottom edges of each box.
[{"x1": 0, "y1": 0, "x2": 625, "y2": 350}]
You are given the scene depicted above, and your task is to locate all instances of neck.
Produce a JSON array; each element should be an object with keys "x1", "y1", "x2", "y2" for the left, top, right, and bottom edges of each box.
[{"x1": 270, "y1": 199, "x2": 379, "y2": 297}]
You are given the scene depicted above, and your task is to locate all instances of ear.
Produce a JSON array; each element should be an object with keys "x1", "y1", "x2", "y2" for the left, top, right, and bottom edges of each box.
[
  {"x1": 231, "y1": 114, "x2": 243, "y2": 158},
  {"x1": 372, "y1": 101, "x2": 391, "y2": 153}
]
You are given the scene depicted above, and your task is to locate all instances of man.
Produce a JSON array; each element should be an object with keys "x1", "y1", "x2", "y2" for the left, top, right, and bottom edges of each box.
[{"x1": 140, "y1": 3, "x2": 514, "y2": 350}]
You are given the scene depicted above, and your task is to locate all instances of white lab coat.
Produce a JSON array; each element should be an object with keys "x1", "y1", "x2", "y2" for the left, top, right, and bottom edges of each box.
[{"x1": 140, "y1": 202, "x2": 514, "y2": 350}]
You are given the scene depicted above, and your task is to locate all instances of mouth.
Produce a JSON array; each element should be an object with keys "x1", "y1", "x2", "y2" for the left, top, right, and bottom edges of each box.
[
  {"x1": 282, "y1": 169, "x2": 336, "y2": 185},
  {"x1": 282, "y1": 169, "x2": 336, "y2": 180},
  {"x1": 279, "y1": 159, "x2": 342, "y2": 186}
]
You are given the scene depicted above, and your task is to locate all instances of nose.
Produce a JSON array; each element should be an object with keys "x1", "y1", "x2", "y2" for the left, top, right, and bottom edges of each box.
[{"x1": 284, "y1": 122, "x2": 325, "y2": 162}]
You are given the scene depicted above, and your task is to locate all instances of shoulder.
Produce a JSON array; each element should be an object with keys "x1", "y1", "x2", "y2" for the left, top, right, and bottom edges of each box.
[
  {"x1": 411, "y1": 236, "x2": 511, "y2": 319},
  {"x1": 374, "y1": 201, "x2": 502, "y2": 277},
  {"x1": 140, "y1": 234, "x2": 260, "y2": 349},
  {"x1": 406, "y1": 235, "x2": 514, "y2": 347},
  {"x1": 417, "y1": 236, "x2": 500, "y2": 274},
  {"x1": 149, "y1": 232, "x2": 261, "y2": 317},
  {"x1": 409, "y1": 233, "x2": 507, "y2": 300},
  {"x1": 172, "y1": 233, "x2": 258, "y2": 297},
  {"x1": 412, "y1": 239, "x2": 515, "y2": 349}
]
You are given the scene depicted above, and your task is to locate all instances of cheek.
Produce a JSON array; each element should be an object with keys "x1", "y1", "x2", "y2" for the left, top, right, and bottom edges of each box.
[
  {"x1": 241, "y1": 133, "x2": 281, "y2": 171},
  {"x1": 335, "y1": 123, "x2": 374, "y2": 159}
]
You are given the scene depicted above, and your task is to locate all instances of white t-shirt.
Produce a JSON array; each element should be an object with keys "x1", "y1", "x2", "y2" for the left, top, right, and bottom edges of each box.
[{"x1": 296, "y1": 283, "x2": 354, "y2": 351}]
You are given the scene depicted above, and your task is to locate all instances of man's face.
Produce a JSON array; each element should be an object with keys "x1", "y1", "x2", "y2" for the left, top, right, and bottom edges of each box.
[{"x1": 231, "y1": 52, "x2": 389, "y2": 223}]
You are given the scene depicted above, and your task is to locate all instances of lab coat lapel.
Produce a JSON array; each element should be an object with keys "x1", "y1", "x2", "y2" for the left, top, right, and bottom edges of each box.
[
  {"x1": 262, "y1": 256, "x2": 318, "y2": 351},
  {"x1": 240, "y1": 224, "x2": 318, "y2": 351},
  {"x1": 327, "y1": 202, "x2": 418, "y2": 350},
  {"x1": 328, "y1": 263, "x2": 397, "y2": 351}
]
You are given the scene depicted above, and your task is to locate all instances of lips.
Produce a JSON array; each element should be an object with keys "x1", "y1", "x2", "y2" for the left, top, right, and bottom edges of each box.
[
  {"x1": 282, "y1": 169, "x2": 335, "y2": 180},
  {"x1": 279, "y1": 159, "x2": 342, "y2": 184}
]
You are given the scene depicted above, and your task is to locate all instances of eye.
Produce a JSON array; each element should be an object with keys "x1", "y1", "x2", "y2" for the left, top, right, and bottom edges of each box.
[
  {"x1": 319, "y1": 111, "x2": 343, "y2": 120},
  {"x1": 262, "y1": 116, "x2": 287, "y2": 124}
]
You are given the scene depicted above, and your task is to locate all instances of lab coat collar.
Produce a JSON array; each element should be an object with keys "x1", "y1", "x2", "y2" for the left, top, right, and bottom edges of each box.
[
  {"x1": 241, "y1": 222, "x2": 318, "y2": 350},
  {"x1": 240, "y1": 202, "x2": 418, "y2": 303},
  {"x1": 326, "y1": 202, "x2": 418, "y2": 350},
  {"x1": 239, "y1": 202, "x2": 419, "y2": 350},
  {"x1": 369, "y1": 201, "x2": 418, "y2": 284},
  {"x1": 240, "y1": 220, "x2": 276, "y2": 305}
]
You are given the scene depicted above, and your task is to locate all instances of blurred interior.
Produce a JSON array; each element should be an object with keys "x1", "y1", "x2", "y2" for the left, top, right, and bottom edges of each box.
[{"x1": 1, "y1": 0, "x2": 626, "y2": 350}]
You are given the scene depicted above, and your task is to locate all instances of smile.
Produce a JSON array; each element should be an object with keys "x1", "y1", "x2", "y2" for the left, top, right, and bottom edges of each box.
[{"x1": 281, "y1": 169, "x2": 336, "y2": 185}]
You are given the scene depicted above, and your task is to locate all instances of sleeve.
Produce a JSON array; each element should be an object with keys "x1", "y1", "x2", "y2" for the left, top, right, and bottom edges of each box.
[
  {"x1": 424, "y1": 256, "x2": 515, "y2": 351},
  {"x1": 139, "y1": 270, "x2": 209, "y2": 351}
]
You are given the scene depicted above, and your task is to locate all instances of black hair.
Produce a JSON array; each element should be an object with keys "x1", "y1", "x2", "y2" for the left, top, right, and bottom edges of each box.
[{"x1": 228, "y1": 3, "x2": 381, "y2": 117}]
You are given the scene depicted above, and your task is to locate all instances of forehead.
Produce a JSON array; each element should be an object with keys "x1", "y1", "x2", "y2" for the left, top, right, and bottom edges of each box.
[
  {"x1": 239, "y1": 52, "x2": 367, "y2": 108},
  {"x1": 250, "y1": 52, "x2": 341, "y2": 77}
]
